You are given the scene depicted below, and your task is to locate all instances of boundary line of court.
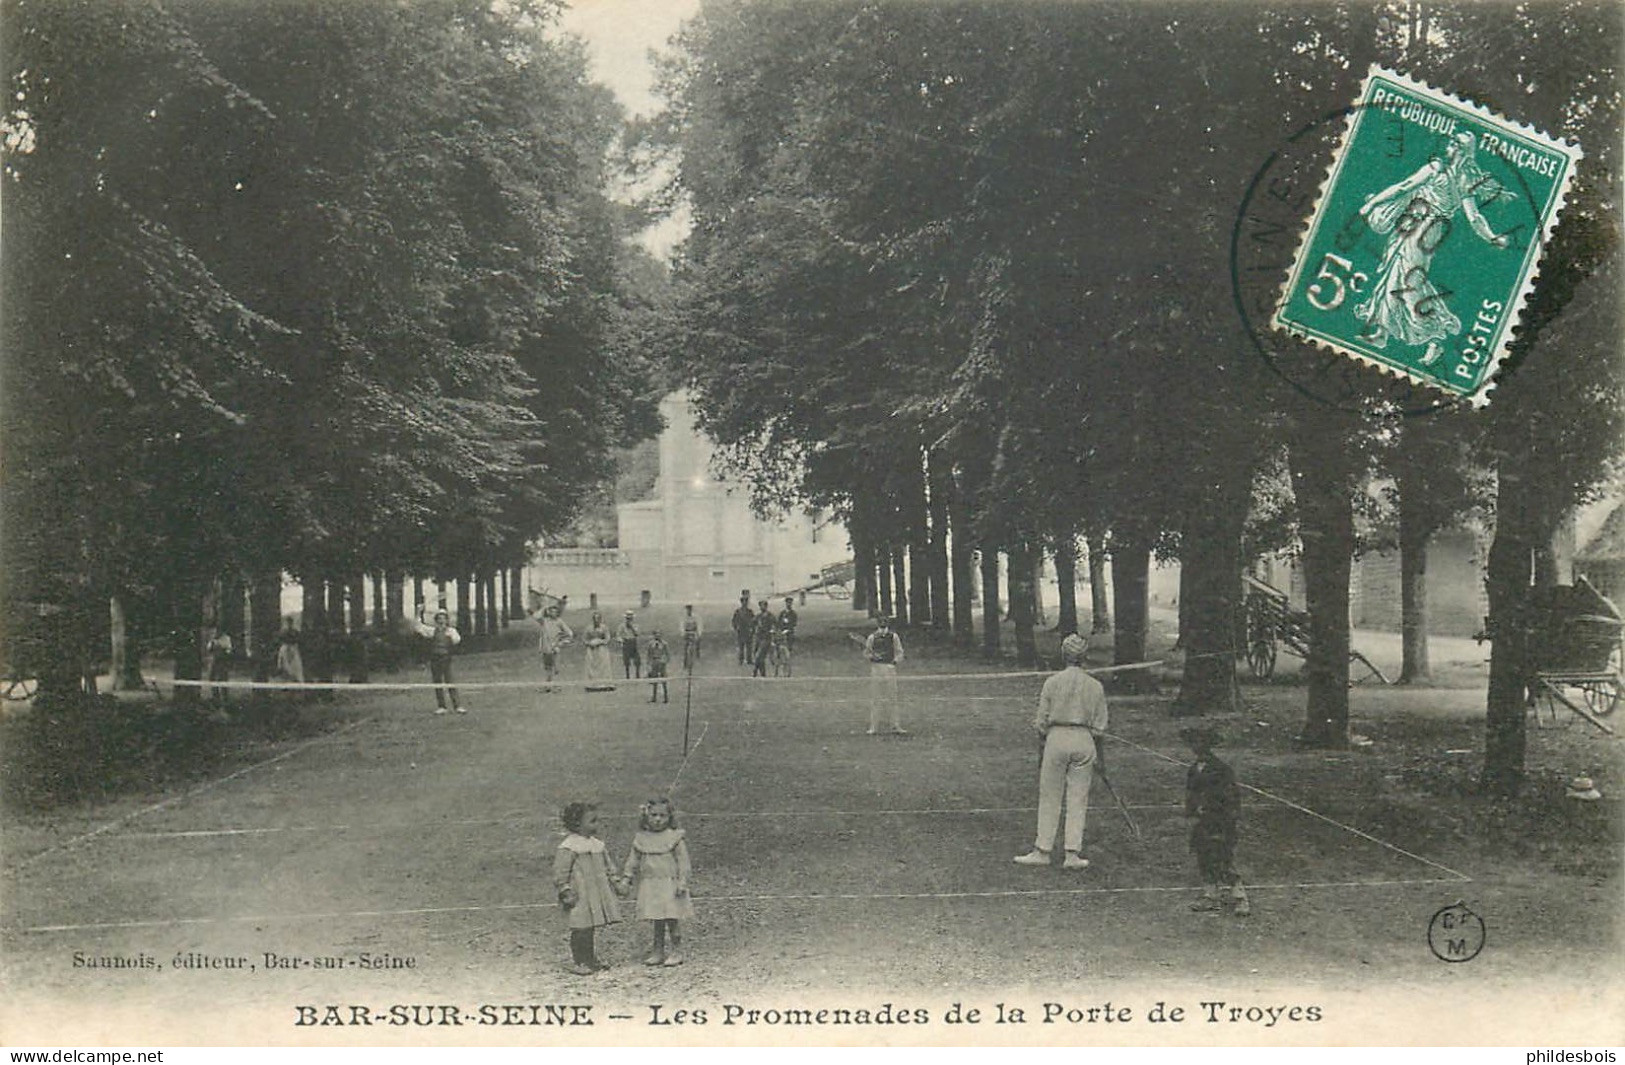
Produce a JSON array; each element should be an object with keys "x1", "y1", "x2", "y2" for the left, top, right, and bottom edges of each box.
[
  {"x1": 1103, "y1": 733, "x2": 1474, "y2": 882},
  {"x1": 7, "y1": 719, "x2": 373, "y2": 874},
  {"x1": 6, "y1": 877, "x2": 1469, "y2": 934},
  {"x1": 99, "y1": 802, "x2": 1286, "y2": 840}
]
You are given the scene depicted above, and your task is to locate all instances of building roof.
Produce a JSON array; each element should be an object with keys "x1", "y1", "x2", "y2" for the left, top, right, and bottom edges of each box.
[{"x1": 1579, "y1": 501, "x2": 1625, "y2": 562}]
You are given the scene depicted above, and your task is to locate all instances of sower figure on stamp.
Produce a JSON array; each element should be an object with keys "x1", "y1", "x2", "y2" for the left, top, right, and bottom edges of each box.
[
  {"x1": 1015, "y1": 633, "x2": 1106, "y2": 870},
  {"x1": 1353, "y1": 130, "x2": 1513, "y2": 365},
  {"x1": 411, "y1": 605, "x2": 463, "y2": 714},
  {"x1": 1183, "y1": 726, "x2": 1250, "y2": 916},
  {"x1": 862, "y1": 615, "x2": 906, "y2": 735}
]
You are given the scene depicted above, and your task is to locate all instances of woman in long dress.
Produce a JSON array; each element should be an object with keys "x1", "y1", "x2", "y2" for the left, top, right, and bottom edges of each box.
[
  {"x1": 1353, "y1": 130, "x2": 1512, "y2": 364},
  {"x1": 582, "y1": 611, "x2": 615, "y2": 692}
]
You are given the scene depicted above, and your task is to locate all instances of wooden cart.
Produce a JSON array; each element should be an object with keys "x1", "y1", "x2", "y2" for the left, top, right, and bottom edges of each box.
[
  {"x1": 1525, "y1": 581, "x2": 1622, "y2": 732},
  {"x1": 1243, "y1": 574, "x2": 1388, "y2": 685}
]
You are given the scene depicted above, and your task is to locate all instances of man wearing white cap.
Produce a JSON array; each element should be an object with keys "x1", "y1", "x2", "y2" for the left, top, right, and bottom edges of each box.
[{"x1": 1015, "y1": 633, "x2": 1107, "y2": 869}]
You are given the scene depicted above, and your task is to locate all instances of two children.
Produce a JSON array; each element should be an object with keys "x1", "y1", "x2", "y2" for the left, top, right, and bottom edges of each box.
[{"x1": 553, "y1": 798, "x2": 694, "y2": 974}]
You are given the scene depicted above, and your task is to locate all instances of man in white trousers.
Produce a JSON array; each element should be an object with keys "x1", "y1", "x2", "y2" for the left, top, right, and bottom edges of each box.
[
  {"x1": 863, "y1": 615, "x2": 907, "y2": 735},
  {"x1": 1014, "y1": 633, "x2": 1108, "y2": 869}
]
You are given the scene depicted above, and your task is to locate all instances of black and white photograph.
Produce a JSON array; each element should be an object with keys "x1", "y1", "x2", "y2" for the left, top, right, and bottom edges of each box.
[{"x1": 1, "y1": 0, "x2": 1621, "y2": 1050}]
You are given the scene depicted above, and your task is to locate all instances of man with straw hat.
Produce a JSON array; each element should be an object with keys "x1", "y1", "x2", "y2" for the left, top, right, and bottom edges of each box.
[{"x1": 1015, "y1": 632, "x2": 1107, "y2": 870}]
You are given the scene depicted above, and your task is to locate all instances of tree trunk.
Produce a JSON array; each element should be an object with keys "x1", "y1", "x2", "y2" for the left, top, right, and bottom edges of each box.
[
  {"x1": 109, "y1": 593, "x2": 144, "y2": 691},
  {"x1": 413, "y1": 577, "x2": 424, "y2": 616},
  {"x1": 907, "y1": 457, "x2": 931, "y2": 627},
  {"x1": 1391, "y1": 478, "x2": 1430, "y2": 686},
  {"x1": 1030, "y1": 546, "x2": 1046, "y2": 629},
  {"x1": 499, "y1": 569, "x2": 509, "y2": 628},
  {"x1": 949, "y1": 469, "x2": 975, "y2": 646},
  {"x1": 456, "y1": 577, "x2": 473, "y2": 634},
  {"x1": 485, "y1": 572, "x2": 499, "y2": 634},
  {"x1": 303, "y1": 580, "x2": 332, "y2": 684},
  {"x1": 1173, "y1": 459, "x2": 1252, "y2": 718},
  {"x1": 1087, "y1": 533, "x2": 1112, "y2": 634},
  {"x1": 1483, "y1": 468, "x2": 1540, "y2": 797},
  {"x1": 852, "y1": 516, "x2": 873, "y2": 614},
  {"x1": 1173, "y1": 562, "x2": 1191, "y2": 650},
  {"x1": 348, "y1": 575, "x2": 367, "y2": 635},
  {"x1": 371, "y1": 574, "x2": 385, "y2": 629},
  {"x1": 250, "y1": 572, "x2": 281, "y2": 681},
  {"x1": 1111, "y1": 529, "x2": 1152, "y2": 689},
  {"x1": 891, "y1": 547, "x2": 908, "y2": 626},
  {"x1": 876, "y1": 545, "x2": 894, "y2": 620},
  {"x1": 1054, "y1": 536, "x2": 1079, "y2": 635},
  {"x1": 1008, "y1": 539, "x2": 1037, "y2": 666},
  {"x1": 170, "y1": 584, "x2": 206, "y2": 706},
  {"x1": 909, "y1": 541, "x2": 931, "y2": 628},
  {"x1": 928, "y1": 451, "x2": 952, "y2": 630},
  {"x1": 1290, "y1": 428, "x2": 1356, "y2": 749},
  {"x1": 474, "y1": 575, "x2": 489, "y2": 637},
  {"x1": 508, "y1": 566, "x2": 525, "y2": 620},
  {"x1": 980, "y1": 547, "x2": 1002, "y2": 659},
  {"x1": 386, "y1": 572, "x2": 405, "y2": 632}
]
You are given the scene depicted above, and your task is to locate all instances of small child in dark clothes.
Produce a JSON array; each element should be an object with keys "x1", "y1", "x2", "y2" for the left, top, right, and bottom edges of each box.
[{"x1": 1182, "y1": 727, "x2": 1250, "y2": 917}]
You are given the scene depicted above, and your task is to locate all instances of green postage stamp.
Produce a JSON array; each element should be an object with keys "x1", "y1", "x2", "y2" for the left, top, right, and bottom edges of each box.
[{"x1": 1273, "y1": 67, "x2": 1581, "y2": 405}]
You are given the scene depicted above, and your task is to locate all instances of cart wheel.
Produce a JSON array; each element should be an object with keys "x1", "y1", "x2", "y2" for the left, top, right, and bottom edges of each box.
[
  {"x1": 827, "y1": 582, "x2": 851, "y2": 600},
  {"x1": 1247, "y1": 639, "x2": 1277, "y2": 680},
  {"x1": 1, "y1": 675, "x2": 37, "y2": 702},
  {"x1": 1579, "y1": 678, "x2": 1620, "y2": 717}
]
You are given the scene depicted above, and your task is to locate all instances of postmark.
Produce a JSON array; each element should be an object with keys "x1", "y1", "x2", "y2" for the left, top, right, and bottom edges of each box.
[
  {"x1": 1427, "y1": 902, "x2": 1486, "y2": 963},
  {"x1": 1271, "y1": 67, "x2": 1581, "y2": 406}
]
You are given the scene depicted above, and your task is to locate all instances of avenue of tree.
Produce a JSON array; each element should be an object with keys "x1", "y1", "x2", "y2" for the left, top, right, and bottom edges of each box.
[
  {"x1": 644, "y1": 0, "x2": 1623, "y2": 793},
  {"x1": 2, "y1": 0, "x2": 665, "y2": 694}
]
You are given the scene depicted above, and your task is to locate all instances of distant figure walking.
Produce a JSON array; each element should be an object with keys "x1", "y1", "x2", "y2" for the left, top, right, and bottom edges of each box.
[
  {"x1": 862, "y1": 616, "x2": 906, "y2": 735},
  {"x1": 646, "y1": 631, "x2": 671, "y2": 704},
  {"x1": 731, "y1": 595, "x2": 754, "y2": 665},
  {"x1": 680, "y1": 604, "x2": 703, "y2": 674},
  {"x1": 532, "y1": 604, "x2": 574, "y2": 692},
  {"x1": 583, "y1": 612, "x2": 615, "y2": 692},
  {"x1": 750, "y1": 599, "x2": 775, "y2": 678},
  {"x1": 410, "y1": 606, "x2": 463, "y2": 714},
  {"x1": 274, "y1": 618, "x2": 305, "y2": 683},
  {"x1": 617, "y1": 610, "x2": 642, "y2": 680},
  {"x1": 204, "y1": 626, "x2": 233, "y2": 704}
]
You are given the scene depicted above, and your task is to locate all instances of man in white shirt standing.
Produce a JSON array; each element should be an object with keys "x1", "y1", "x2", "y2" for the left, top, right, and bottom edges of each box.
[
  {"x1": 863, "y1": 615, "x2": 907, "y2": 736},
  {"x1": 1015, "y1": 633, "x2": 1107, "y2": 869},
  {"x1": 532, "y1": 604, "x2": 574, "y2": 692}
]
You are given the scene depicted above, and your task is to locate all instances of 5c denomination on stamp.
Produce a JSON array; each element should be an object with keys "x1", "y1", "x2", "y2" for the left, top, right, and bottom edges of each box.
[{"x1": 1272, "y1": 66, "x2": 1581, "y2": 405}]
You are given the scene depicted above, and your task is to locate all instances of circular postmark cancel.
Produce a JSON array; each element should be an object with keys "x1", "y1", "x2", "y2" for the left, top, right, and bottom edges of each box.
[
  {"x1": 1231, "y1": 98, "x2": 1551, "y2": 417},
  {"x1": 1427, "y1": 902, "x2": 1486, "y2": 962}
]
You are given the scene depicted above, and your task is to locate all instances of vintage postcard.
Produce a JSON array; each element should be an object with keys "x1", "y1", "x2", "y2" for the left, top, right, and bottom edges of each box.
[{"x1": 2, "y1": 0, "x2": 1621, "y2": 1055}]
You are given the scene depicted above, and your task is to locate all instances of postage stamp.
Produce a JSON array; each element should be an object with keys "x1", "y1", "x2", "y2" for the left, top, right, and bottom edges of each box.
[{"x1": 1272, "y1": 66, "x2": 1582, "y2": 405}]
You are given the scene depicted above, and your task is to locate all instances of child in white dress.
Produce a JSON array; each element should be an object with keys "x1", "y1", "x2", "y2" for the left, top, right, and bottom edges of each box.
[
  {"x1": 553, "y1": 801, "x2": 623, "y2": 974},
  {"x1": 621, "y1": 797, "x2": 694, "y2": 966}
]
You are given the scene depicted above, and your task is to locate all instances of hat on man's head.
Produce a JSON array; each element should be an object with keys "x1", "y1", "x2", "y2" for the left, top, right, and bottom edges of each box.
[
  {"x1": 624, "y1": 610, "x2": 635, "y2": 617},
  {"x1": 1179, "y1": 726, "x2": 1222, "y2": 751},
  {"x1": 1061, "y1": 633, "x2": 1089, "y2": 664}
]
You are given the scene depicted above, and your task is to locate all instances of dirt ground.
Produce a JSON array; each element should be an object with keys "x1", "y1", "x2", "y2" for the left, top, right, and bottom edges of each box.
[{"x1": 1, "y1": 599, "x2": 1620, "y2": 1046}]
